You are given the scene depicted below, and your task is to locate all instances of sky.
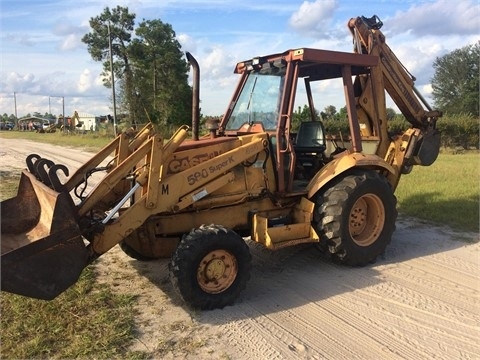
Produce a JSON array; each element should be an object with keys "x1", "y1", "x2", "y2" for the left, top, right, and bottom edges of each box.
[{"x1": 0, "y1": 0, "x2": 479, "y2": 119}]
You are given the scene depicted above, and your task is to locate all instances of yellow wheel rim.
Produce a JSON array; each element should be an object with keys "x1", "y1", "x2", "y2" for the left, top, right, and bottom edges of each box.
[
  {"x1": 349, "y1": 194, "x2": 385, "y2": 246},
  {"x1": 197, "y1": 250, "x2": 238, "y2": 294}
]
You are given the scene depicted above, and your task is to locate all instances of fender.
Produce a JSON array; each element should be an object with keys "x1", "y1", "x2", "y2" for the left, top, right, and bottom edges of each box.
[{"x1": 306, "y1": 152, "x2": 395, "y2": 199}]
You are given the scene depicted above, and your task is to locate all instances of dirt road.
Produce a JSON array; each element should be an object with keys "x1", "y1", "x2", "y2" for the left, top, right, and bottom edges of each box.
[{"x1": 1, "y1": 138, "x2": 479, "y2": 359}]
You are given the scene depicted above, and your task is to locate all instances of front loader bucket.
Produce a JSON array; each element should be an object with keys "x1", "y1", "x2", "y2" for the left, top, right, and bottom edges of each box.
[{"x1": 1, "y1": 170, "x2": 89, "y2": 300}]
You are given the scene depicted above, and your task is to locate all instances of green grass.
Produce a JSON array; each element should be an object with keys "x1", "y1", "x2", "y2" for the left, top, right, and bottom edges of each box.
[
  {"x1": 0, "y1": 269, "x2": 146, "y2": 360},
  {"x1": 0, "y1": 173, "x2": 148, "y2": 360},
  {"x1": 0, "y1": 170, "x2": 21, "y2": 200},
  {"x1": 395, "y1": 152, "x2": 480, "y2": 232},
  {"x1": 0, "y1": 129, "x2": 112, "y2": 151}
]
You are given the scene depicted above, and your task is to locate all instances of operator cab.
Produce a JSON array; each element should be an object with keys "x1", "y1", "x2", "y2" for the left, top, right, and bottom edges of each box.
[{"x1": 220, "y1": 48, "x2": 379, "y2": 193}]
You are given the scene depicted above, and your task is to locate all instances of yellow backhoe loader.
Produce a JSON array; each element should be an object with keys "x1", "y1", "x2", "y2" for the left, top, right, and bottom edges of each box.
[{"x1": 1, "y1": 16, "x2": 441, "y2": 309}]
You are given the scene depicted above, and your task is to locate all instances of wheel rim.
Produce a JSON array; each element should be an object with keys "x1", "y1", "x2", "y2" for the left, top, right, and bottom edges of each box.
[
  {"x1": 349, "y1": 193, "x2": 385, "y2": 246},
  {"x1": 197, "y1": 250, "x2": 238, "y2": 294}
]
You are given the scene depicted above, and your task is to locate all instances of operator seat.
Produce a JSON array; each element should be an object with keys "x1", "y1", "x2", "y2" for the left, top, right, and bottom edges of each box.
[
  {"x1": 295, "y1": 121, "x2": 326, "y2": 153},
  {"x1": 294, "y1": 121, "x2": 326, "y2": 178}
]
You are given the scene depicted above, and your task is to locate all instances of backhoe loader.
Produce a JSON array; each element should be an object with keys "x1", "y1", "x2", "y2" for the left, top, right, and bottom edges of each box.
[{"x1": 1, "y1": 16, "x2": 441, "y2": 309}]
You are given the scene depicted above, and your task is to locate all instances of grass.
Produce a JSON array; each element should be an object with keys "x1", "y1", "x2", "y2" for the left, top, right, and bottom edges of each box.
[
  {"x1": 0, "y1": 128, "x2": 112, "y2": 151},
  {"x1": 395, "y1": 151, "x2": 479, "y2": 232},
  {"x1": 0, "y1": 170, "x2": 21, "y2": 200},
  {"x1": 0, "y1": 270, "x2": 146, "y2": 360},
  {"x1": 0, "y1": 172, "x2": 149, "y2": 360},
  {"x1": 155, "y1": 322, "x2": 208, "y2": 357}
]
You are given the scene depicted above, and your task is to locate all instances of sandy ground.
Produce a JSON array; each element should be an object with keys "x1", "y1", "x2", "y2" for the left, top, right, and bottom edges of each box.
[{"x1": 1, "y1": 138, "x2": 479, "y2": 359}]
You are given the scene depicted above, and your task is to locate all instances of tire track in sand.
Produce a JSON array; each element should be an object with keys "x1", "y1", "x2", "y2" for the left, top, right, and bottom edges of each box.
[{"x1": 201, "y1": 230, "x2": 479, "y2": 359}]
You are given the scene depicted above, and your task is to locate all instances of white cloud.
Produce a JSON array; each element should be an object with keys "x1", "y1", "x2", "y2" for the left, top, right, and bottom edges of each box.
[
  {"x1": 390, "y1": 39, "x2": 438, "y2": 79},
  {"x1": 77, "y1": 69, "x2": 93, "y2": 93},
  {"x1": 289, "y1": 0, "x2": 339, "y2": 38},
  {"x1": 422, "y1": 83, "x2": 433, "y2": 96},
  {"x1": 2, "y1": 72, "x2": 39, "y2": 93},
  {"x1": 202, "y1": 46, "x2": 227, "y2": 76},
  {"x1": 59, "y1": 34, "x2": 80, "y2": 50},
  {"x1": 96, "y1": 74, "x2": 107, "y2": 87},
  {"x1": 53, "y1": 22, "x2": 89, "y2": 51},
  {"x1": 389, "y1": 0, "x2": 479, "y2": 36},
  {"x1": 195, "y1": 46, "x2": 237, "y2": 110},
  {"x1": 2, "y1": 33, "x2": 35, "y2": 47},
  {"x1": 177, "y1": 33, "x2": 198, "y2": 54}
]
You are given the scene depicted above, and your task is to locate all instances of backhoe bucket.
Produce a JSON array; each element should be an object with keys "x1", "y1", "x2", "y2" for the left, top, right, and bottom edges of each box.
[{"x1": 1, "y1": 170, "x2": 89, "y2": 300}]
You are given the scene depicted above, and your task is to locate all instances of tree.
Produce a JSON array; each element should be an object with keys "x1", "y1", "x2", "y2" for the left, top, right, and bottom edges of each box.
[
  {"x1": 337, "y1": 106, "x2": 347, "y2": 120},
  {"x1": 322, "y1": 105, "x2": 337, "y2": 120},
  {"x1": 82, "y1": 7, "x2": 192, "y2": 131},
  {"x1": 386, "y1": 108, "x2": 396, "y2": 121},
  {"x1": 292, "y1": 105, "x2": 311, "y2": 131},
  {"x1": 129, "y1": 19, "x2": 191, "y2": 129},
  {"x1": 43, "y1": 113, "x2": 56, "y2": 120},
  {"x1": 431, "y1": 42, "x2": 479, "y2": 116},
  {"x1": 82, "y1": 6, "x2": 137, "y2": 120}
]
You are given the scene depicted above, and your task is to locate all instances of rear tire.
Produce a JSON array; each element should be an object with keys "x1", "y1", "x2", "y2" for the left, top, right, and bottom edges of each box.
[
  {"x1": 170, "y1": 224, "x2": 252, "y2": 310},
  {"x1": 313, "y1": 170, "x2": 397, "y2": 266}
]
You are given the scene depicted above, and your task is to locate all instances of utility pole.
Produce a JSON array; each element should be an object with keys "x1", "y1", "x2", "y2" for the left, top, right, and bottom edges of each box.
[
  {"x1": 107, "y1": 22, "x2": 117, "y2": 137},
  {"x1": 62, "y1": 96, "x2": 66, "y2": 133},
  {"x1": 14, "y1": 92, "x2": 17, "y2": 129}
]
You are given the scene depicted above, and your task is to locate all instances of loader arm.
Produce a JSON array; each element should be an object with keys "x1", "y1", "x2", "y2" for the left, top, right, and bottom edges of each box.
[
  {"x1": 64, "y1": 123, "x2": 156, "y2": 192},
  {"x1": 88, "y1": 134, "x2": 268, "y2": 254}
]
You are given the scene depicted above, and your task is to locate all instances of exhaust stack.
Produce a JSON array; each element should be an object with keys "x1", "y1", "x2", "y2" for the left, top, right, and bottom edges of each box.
[{"x1": 186, "y1": 52, "x2": 200, "y2": 141}]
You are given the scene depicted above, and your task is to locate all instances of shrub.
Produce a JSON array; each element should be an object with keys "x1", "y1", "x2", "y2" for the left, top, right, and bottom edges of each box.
[
  {"x1": 436, "y1": 113, "x2": 479, "y2": 149},
  {"x1": 323, "y1": 113, "x2": 478, "y2": 150}
]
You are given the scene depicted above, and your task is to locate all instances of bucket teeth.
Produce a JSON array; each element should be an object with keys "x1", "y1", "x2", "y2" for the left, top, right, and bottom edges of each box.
[
  {"x1": 26, "y1": 153, "x2": 41, "y2": 176},
  {"x1": 49, "y1": 164, "x2": 70, "y2": 193},
  {"x1": 25, "y1": 154, "x2": 71, "y2": 193},
  {"x1": 35, "y1": 158, "x2": 55, "y2": 186}
]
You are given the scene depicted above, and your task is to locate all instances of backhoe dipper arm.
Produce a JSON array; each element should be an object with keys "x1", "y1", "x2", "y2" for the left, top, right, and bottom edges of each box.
[{"x1": 348, "y1": 16, "x2": 442, "y2": 129}]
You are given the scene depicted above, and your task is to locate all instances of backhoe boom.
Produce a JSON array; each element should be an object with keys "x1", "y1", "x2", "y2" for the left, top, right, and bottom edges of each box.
[{"x1": 348, "y1": 15, "x2": 442, "y2": 129}]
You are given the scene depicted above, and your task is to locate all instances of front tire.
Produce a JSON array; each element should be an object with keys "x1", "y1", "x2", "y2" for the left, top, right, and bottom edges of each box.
[
  {"x1": 170, "y1": 224, "x2": 252, "y2": 310},
  {"x1": 119, "y1": 241, "x2": 157, "y2": 261},
  {"x1": 119, "y1": 224, "x2": 179, "y2": 260},
  {"x1": 314, "y1": 170, "x2": 397, "y2": 266}
]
